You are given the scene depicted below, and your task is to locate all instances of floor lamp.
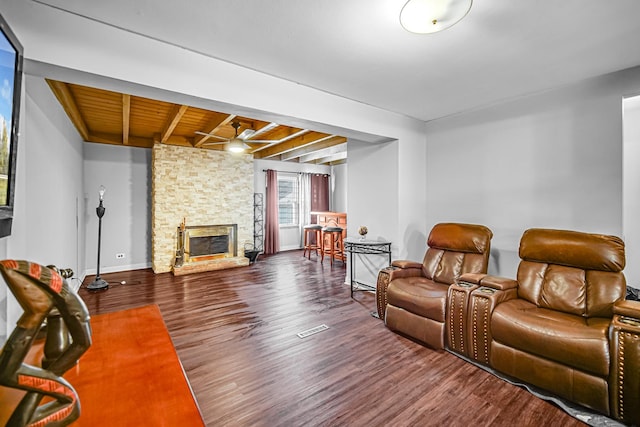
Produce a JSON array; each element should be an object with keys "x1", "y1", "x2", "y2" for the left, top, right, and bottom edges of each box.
[{"x1": 88, "y1": 185, "x2": 109, "y2": 291}]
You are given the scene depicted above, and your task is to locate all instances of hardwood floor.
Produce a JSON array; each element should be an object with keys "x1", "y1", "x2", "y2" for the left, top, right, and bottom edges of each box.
[{"x1": 78, "y1": 251, "x2": 586, "y2": 426}]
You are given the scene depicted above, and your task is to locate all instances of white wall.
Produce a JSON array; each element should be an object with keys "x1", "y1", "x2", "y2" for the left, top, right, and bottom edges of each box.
[
  {"x1": 346, "y1": 138, "x2": 402, "y2": 286},
  {"x1": 623, "y1": 95, "x2": 640, "y2": 287},
  {"x1": 83, "y1": 143, "x2": 151, "y2": 274},
  {"x1": 1, "y1": 75, "x2": 85, "y2": 342},
  {"x1": 331, "y1": 163, "x2": 347, "y2": 213},
  {"x1": 425, "y1": 67, "x2": 640, "y2": 278}
]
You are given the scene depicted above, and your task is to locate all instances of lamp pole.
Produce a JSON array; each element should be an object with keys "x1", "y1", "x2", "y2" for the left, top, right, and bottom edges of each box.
[{"x1": 88, "y1": 185, "x2": 109, "y2": 291}]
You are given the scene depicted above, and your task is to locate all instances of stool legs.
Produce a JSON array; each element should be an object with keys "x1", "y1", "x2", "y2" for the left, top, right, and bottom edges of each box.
[
  {"x1": 321, "y1": 230, "x2": 344, "y2": 266},
  {"x1": 303, "y1": 228, "x2": 322, "y2": 260}
]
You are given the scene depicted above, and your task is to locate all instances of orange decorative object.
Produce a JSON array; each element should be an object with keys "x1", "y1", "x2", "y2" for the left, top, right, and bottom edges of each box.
[
  {"x1": 0, "y1": 305, "x2": 204, "y2": 426},
  {"x1": 0, "y1": 260, "x2": 92, "y2": 426}
]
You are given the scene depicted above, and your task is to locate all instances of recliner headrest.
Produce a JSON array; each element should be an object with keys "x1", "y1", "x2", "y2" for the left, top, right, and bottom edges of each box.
[
  {"x1": 428, "y1": 223, "x2": 492, "y2": 254},
  {"x1": 519, "y1": 228, "x2": 625, "y2": 272}
]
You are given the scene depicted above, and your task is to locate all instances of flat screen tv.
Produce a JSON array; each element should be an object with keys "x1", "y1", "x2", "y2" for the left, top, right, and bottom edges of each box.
[{"x1": 0, "y1": 13, "x2": 23, "y2": 238}]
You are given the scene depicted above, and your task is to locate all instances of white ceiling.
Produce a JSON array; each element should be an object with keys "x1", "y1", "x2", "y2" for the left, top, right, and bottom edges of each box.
[{"x1": 36, "y1": 0, "x2": 640, "y2": 122}]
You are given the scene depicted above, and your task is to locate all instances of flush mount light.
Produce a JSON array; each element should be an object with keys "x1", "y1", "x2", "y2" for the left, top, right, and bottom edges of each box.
[{"x1": 400, "y1": 0, "x2": 472, "y2": 34}]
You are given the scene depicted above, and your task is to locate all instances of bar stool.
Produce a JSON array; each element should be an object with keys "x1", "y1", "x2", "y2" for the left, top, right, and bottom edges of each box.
[
  {"x1": 303, "y1": 224, "x2": 323, "y2": 259},
  {"x1": 321, "y1": 226, "x2": 344, "y2": 266}
]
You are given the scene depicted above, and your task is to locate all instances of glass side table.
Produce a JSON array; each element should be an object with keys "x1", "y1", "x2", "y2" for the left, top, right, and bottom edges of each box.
[{"x1": 343, "y1": 237, "x2": 392, "y2": 298}]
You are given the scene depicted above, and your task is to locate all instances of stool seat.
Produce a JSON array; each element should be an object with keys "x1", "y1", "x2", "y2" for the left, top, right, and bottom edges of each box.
[
  {"x1": 303, "y1": 224, "x2": 323, "y2": 260},
  {"x1": 321, "y1": 227, "x2": 344, "y2": 266}
]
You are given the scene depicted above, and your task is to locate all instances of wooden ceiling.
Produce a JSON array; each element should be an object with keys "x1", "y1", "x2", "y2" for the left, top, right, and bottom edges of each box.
[{"x1": 46, "y1": 80, "x2": 347, "y2": 165}]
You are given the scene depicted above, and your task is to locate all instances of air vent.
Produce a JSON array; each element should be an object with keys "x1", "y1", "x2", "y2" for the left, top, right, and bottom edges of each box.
[{"x1": 297, "y1": 324, "x2": 329, "y2": 339}]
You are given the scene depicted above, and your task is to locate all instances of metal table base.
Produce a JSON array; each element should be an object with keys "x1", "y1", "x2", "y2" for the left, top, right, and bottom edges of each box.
[{"x1": 344, "y1": 238, "x2": 392, "y2": 298}]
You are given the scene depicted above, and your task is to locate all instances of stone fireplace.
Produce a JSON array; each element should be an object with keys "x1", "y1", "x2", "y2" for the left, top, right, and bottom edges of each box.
[
  {"x1": 151, "y1": 144, "x2": 254, "y2": 273},
  {"x1": 173, "y1": 223, "x2": 249, "y2": 275},
  {"x1": 187, "y1": 224, "x2": 237, "y2": 261}
]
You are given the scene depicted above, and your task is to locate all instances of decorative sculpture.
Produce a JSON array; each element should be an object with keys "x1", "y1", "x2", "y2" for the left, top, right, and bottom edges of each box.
[{"x1": 0, "y1": 260, "x2": 92, "y2": 427}]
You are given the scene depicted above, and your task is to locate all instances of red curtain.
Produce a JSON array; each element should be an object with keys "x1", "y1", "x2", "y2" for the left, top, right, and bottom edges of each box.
[
  {"x1": 264, "y1": 169, "x2": 280, "y2": 255},
  {"x1": 310, "y1": 174, "x2": 329, "y2": 224}
]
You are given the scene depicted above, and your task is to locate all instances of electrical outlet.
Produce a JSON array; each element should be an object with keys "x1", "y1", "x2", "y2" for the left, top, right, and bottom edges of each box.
[{"x1": 116, "y1": 253, "x2": 125, "y2": 259}]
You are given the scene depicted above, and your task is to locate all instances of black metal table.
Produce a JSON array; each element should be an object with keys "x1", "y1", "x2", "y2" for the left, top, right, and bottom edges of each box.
[{"x1": 344, "y1": 237, "x2": 392, "y2": 298}]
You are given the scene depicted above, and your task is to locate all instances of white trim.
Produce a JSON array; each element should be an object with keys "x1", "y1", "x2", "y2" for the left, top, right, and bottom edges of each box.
[{"x1": 84, "y1": 262, "x2": 152, "y2": 277}]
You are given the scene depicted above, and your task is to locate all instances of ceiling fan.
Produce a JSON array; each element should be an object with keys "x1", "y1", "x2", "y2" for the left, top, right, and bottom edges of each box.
[{"x1": 195, "y1": 121, "x2": 276, "y2": 153}]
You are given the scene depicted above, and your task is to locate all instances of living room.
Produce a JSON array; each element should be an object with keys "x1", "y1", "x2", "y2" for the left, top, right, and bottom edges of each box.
[{"x1": 2, "y1": 1, "x2": 640, "y2": 425}]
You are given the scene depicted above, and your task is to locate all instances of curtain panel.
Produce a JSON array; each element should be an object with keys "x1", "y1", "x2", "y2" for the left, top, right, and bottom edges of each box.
[{"x1": 264, "y1": 169, "x2": 280, "y2": 255}]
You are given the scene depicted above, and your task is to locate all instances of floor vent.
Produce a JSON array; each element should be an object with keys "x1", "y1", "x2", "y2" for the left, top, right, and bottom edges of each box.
[{"x1": 297, "y1": 324, "x2": 329, "y2": 339}]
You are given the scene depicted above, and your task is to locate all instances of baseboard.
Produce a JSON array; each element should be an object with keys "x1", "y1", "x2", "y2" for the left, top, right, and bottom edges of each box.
[{"x1": 84, "y1": 262, "x2": 152, "y2": 277}]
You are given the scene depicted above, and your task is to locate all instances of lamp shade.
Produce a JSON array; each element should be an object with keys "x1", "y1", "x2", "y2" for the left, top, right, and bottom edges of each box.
[
  {"x1": 226, "y1": 138, "x2": 250, "y2": 153},
  {"x1": 400, "y1": 0, "x2": 472, "y2": 34}
]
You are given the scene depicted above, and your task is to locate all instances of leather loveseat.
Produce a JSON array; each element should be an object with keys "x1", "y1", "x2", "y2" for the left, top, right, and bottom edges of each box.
[
  {"x1": 375, "y1": 222, "x2": 493, "y2": 350},
  {"x1": 446, "y1": 228, "x2": 640, "y2": 425}
]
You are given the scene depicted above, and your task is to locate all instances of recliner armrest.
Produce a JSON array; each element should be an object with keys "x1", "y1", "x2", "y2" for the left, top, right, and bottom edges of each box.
[
  {"x1": 391, "y1": 260, "x2": 423, "y2": 269},
  {"x1": 613, "y1": 299, "x2": 640, "y2": 319},
  {"x1": 375, "y1": 262, "x2": 424, "y2": 321},
  {"x1": 375, "y1": 261, "x2": 425, "y2": 320},
  {"x1": 457, "y1": 273, "x2": 487, "y2": 286},
  {"x1": 479, "y1": 275, "x2": 518, "y2": 291}
]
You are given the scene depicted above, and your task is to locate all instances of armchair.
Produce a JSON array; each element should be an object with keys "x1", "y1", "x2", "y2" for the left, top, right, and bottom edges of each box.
[
  {"x1": 376, "y1": 223, "x2": 492, "y2": 350},
  {"x1": 460, "y1": 228, "x2": 640, "y2": 425}
]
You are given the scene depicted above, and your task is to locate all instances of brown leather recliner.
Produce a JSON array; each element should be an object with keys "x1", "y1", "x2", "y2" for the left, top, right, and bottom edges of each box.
[
  {"x1": 457, "y1": 228, "x2": 640, "y2": 425},
  {"x1": 376, "y1": 223, "x2": 493, "y2": 350}
]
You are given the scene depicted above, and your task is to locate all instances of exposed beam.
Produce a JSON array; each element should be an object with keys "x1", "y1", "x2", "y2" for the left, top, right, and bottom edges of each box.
[
  {"x1": 251, "y1": 131, "x2": 331, "y2": 158},
  {"x1": 297, "y1": 142, "x2": 347, "y2": 163},
  {"x1": 46, "y1": 79, "x2": 90, "y2": 140},
  {"x1": 244, "y1": 122, "x2": 279, "y2": 140},
  {"x1": 160, "y1": 104, "x2": 188, "y2": 143},
  {"x1": 281, "y1": 137, "x2": 347, "y2": 161},
  {"x1": 46, "y1": 80, "x2": 349, "y2": 165},
  {"x1": 153, "y1": 133, "x2": 194, "y2": 147},
  {"x1": 248, "y1": 124, "x2": 301, "y2": 142},
  {"x1": 194, "y1": 113, "x2": 236, "y2": 147},
  {"x1": 89, "y1": 132, "x2": 154, "y2": 148},
  {"x1": 249, "y1": 129, "x2": 310, "y2": 154},
  {"x1": 122, "y1": 94, "x2": 131, "y2": 145},
  {"x1": 312, "y1": 151, "x2": 347, "y2": 165}
]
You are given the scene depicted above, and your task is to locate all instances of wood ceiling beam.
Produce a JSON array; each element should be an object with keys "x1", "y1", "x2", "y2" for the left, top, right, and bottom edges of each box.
[
  {"x1": 154, "y1": 134, "x2": 194, "y2": 147},
  {"x1": 248, "y1": 125, "x2": 302, "y2": 142},
  {"x1": 160, "y1": 104, "x2": 188, "y2": 143},
  {"x1": 89, "y1": 132, "x2": 154, "y2": 148},
  {"x1": 249, "y1": 129, "x2": 309, "y2": 154},
  {"x1": 251, "y1": 132, "x2": 332, "y2": 159},
  {"x1": 122, "y1": 94, "x2": 131, "y2": 145},
  {"x1": 46, "y1": 79, "x2": 90, "y2": 141},
  {"x1": 311, "y1": 151, "x2": 347, "y2": 165},
  {"x1": 297, "y1": 142, "x2": 347, "y2": 163},
  {"x1": 194, "y1": 113, "x2": 236, "y2": 147},
  {"x1": 46, "y1": 80, "x2": 348, "y2": 164},
  {"x1": 280, "y1": 137, "x2": 347, "y2": 161}
]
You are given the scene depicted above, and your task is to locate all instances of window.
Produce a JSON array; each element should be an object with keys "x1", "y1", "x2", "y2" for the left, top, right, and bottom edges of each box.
[{"x1": 278, "y1": 174, "x2": 299, "y2": 226}]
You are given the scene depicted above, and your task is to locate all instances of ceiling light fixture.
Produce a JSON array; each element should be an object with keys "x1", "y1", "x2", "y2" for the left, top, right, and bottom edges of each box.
[
  {"x1": 226, "y1": 138, "x2": 250, "y2": 153},
  {"x1": 226, "y1": 121, "x2": 250, "y2": 153},
  {"x1": 400, "y1": 0, "x2": 472, "y2": 34}
]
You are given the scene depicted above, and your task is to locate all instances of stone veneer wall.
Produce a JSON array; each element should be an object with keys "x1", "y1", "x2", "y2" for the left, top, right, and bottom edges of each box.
[{"x1": 152, "y1": 144, "x2": 254, "y2": 273}]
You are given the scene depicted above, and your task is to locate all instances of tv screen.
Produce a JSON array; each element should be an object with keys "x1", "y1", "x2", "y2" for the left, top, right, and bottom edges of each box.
[{"x1": 0, "y1": 13, "x2": 23, "y2": 238}]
